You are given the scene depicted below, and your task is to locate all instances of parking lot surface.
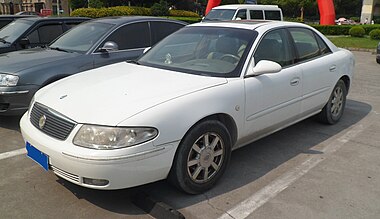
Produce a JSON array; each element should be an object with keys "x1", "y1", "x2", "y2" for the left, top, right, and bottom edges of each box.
[{"x1": 1, "y1": 51, "x2": 379, "y2": 219}]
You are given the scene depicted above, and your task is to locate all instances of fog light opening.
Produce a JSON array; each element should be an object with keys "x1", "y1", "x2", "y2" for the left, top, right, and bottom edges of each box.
[{"x1": 83, "y1": 177, "x2": 109, "y2": 186}]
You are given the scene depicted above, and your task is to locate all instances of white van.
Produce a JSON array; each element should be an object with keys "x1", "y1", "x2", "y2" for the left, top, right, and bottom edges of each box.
[{"x1": 203, "y1": 4, "x2": 283, "y2": 22}]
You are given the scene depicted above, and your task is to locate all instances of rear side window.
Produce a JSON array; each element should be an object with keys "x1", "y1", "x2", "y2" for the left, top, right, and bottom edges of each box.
[
  {"x1": 250, "y1": 10, "x2": 264, "y2": 19},
  {"x1": 236, "y1": 9, "x2": 247, "y2": 20},
  {"x1": 289, "y1": 28, "x2": 320, "y2": 62},
  {"x1": 264, "y1": 10, "x2": 281, "y2": 20},
  {"x1": 315, "y1": 33, "x2": 331, "y2": 55},
  {"x1": 105, "y1": 22, "x2": 150, "y2": 50},
  {"x1": 150, "y1": 21, "x2": 184, "y2": 45},
  {"x1": 65, "y1": 22, "x2": 82, "y2": 29}
]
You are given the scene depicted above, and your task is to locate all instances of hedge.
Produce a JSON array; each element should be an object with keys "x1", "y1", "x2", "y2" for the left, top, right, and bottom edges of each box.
[
  {"x1": 311, "y1": 24, "x2": 380, "y2": 35},
  {"x1": 71, "y1": 6, "x2": 200, "y2": 19},
  {"x1": 349, "y1": 26, "x2": 365, "y2": 37},
  {"x1": 369, "y1": 29, "x2": 380, "y2": 40},
  {"x1": 169, "y1": 10, "x2": 199, "y2": 18}
]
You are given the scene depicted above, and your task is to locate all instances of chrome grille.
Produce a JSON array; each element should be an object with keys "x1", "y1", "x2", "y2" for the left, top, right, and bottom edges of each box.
[
  {"x1": 51, "y1": 165, "x2": 80, "y2": 183},
  {"x1": 30, "y1": 102, "x2": 76, "y2": 140}
]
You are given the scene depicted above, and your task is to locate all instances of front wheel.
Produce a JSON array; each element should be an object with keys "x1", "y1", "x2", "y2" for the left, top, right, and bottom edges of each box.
[
  {"x1": 319, "y1": 79, "x2": 347, "y2": 124},
  {"x1": 169, "y1": 120, "x2": 232, "y2": 194}
]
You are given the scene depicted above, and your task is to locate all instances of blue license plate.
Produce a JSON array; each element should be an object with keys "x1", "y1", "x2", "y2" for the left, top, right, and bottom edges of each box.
[{"x1": 26, "y1": 142, "x2": 48, "y2": 171}]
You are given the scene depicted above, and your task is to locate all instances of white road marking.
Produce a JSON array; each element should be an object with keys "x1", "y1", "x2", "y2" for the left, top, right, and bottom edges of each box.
[
  {"x1": 0, "y1": 148, "x2": 27, "y2": 161},
  {"x1": 219, "y1": 116, "x2": 372, "y2": 219}
]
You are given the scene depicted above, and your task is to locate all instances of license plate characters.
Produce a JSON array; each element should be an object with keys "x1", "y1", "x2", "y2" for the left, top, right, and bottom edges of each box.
[{"x1": 26, "y1": 142, "x2": 48, "y2": 171}]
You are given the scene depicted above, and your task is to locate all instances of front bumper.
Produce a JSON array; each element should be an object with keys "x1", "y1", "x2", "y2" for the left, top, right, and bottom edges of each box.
[
  {"x1": 0, "y1": 85, "x2": 38, "y2": 115},
  {"x1": 20, "y1": 113, "x2": 179, "y2": 190}
]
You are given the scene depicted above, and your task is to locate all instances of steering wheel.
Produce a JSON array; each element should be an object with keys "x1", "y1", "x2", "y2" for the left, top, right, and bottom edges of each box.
[{"x1": 220, "y1": 54, "x2": 240, "y2": 64}]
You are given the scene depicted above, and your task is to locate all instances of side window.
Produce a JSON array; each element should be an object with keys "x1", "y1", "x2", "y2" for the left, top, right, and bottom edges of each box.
[
  {"x1": 250, "y1": 10, "x2": 264, "y2": 19},
  {"x1": 150, "y1": 21, "x2": 184, "y2": 45},
  {"x1": 27, "y1": 29, "x2": 40, "y2": 44},
  {"x1": 236, "y1": 9, "x2": 247, "y2": 20},
  {"x1": 264, "y1": 10, "x2": 281, "y2": 20},
  {"x1": 104, "y1": 22, "x2": 150, "y2": 50},
  {"x1": 37, "y1": 24, "x2": 64, "y2": 44},
  {"x1": 289, "y1": 28, "x2": 320, "y2": 62},
  {"x1": 254, "y1": 29, "x2": 294, "y2": 67},
  {"x1": 315, "y1": 33, "x2": 331, "y2": 55}
]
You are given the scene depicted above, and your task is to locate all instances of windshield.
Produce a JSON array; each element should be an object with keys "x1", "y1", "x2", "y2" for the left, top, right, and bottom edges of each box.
[
  {"x1": 49, "y1": 22, "x2": 114, "y2": 53},
  {"x1": 138, "y1": 26, "x2": 256, "y2": 77},
  {"x1": 0, "y1": 20, "x2": 33, "y2": 44},
  {"x1": 204, "y1": 9, "x2": 236, "y2": 21}
]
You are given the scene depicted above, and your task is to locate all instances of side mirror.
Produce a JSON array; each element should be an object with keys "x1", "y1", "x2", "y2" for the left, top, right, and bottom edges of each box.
[
  {"x1": 143, "y1": 47, "x2": 151, "y2": 54},
  {"x1": 246, "y1": 60, "x2": 282, "y2": 77},
  {"x1": 19, "y1": 37, "x2": 30, "y2": 46},
  {"x1": 99, "y1": 41, "x2": 118, "y2": 53}
]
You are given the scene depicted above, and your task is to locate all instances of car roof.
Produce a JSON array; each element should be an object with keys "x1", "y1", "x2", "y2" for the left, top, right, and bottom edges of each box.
[
  {"x1": 189, "y1": 20, "x2": 310, "y2": 31},
  {"x1": 17, "y1": 16, "x2": 90, "y2": 22},
  {"x1": 211, "y1": 4, "x2": 280, "y2": 10},
  {"x1": 88, "y1": 16, "x2": 187, "y2": 25}
]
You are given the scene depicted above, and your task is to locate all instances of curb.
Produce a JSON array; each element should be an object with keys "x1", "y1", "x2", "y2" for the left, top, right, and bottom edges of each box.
[{"x1": 132, "y1": 193, "x2": 185, "y2": 219}]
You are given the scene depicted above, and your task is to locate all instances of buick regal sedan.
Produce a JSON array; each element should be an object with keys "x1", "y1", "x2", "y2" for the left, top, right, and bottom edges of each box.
[
  {"x1": 0, "y1": 16, "x2": 186, "y2": 115},
  {"x1": 21, "y1": 21, "x2": 355, "y2": 194}
]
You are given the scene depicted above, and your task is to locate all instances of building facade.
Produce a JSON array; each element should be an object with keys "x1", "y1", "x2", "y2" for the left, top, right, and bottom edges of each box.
[{"x1": 1, "y1": 0, "x2": 70, "y2": 16}]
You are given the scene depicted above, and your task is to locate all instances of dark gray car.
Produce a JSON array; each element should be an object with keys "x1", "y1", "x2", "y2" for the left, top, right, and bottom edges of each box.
[
  {"x1": 0, "y1": 17, "x2": 89, "y2": 54},
  {"x1": 0, "y1": 16, "x2": 186, "y2": 115}
]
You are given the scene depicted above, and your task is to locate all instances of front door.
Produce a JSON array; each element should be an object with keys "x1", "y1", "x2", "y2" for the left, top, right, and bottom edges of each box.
[{"x1": 244, "y1": 28, "x2": 302, "y2": 139}]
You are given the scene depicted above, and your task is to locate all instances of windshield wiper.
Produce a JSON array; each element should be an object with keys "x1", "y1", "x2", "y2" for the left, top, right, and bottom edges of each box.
[
  {"x1": 49, "y1": 46, "x2": 70, "y2": 53},
  {"x1": 0, "y1": 38, "x2": 10, "y2": 44}
]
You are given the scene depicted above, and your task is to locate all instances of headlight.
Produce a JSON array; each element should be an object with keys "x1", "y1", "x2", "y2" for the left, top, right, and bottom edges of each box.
[
  {"x1": 73, "y1": 125, "x2": 158, "y2": 150},
  {"x1": 0, "y1": 74, "x2": 19, "y2": 86}
]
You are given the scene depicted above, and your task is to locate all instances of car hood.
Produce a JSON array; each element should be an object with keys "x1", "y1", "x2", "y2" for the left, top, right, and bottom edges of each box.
[
  {"x1": 0, "y1": 48, "x2": 80, "y2": 73},
  {"x1": 36, "y1": 62, "x2": 228, "y2": 126}
]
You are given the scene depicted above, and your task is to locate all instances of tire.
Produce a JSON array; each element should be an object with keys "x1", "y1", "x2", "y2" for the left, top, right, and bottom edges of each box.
[
  {"x1": 376, "y1": 58, "x2": 380, "y2": 64},
  {"x1": 319, "y1": 79, "x2": 347, "y2": 124},
  {"x1": 169, "y1": 120, "x2": 232, "y2": 194}
]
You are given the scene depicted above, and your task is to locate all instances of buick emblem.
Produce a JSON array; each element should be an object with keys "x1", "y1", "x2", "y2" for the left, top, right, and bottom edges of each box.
[{"x1": 39, "y1": 115, "x2": 47, "y2": 129}]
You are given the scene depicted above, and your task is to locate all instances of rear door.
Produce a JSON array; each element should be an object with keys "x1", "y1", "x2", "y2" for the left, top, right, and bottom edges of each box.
[
  {"x1": 288, "y1": 27, "x2": 337, "y2": 115},
  {"x1": 149, "y1": 21, "x2": 185, "y2": 46}
]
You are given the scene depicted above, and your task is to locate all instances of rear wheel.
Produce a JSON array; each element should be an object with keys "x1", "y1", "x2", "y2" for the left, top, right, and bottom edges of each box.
[
  {"x1": 319, "y1": 79, "x2": 347, "y2": 124},
  {"x1": 169, "y1": 120, "x2": 231, "y2": 194}
]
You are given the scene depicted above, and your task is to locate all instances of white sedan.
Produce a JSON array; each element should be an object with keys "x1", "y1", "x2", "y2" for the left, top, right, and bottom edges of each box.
[{"x1": 20, "y1": 21, "x2": 355, "y2": 194}]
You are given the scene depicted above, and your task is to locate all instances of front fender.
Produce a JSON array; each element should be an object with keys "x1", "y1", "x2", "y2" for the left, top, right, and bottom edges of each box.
[{"x1": 119, "y1": 78, "x2": 245, "y2": 146}]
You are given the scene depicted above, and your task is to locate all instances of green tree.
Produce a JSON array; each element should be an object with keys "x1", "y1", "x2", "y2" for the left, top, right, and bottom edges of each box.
[
  {"x1": 89, "y1": 0, "x2": 104, "y2": 8},
  {"x1": 70, "y1": 0, "x2": 87, "y2": 10}
]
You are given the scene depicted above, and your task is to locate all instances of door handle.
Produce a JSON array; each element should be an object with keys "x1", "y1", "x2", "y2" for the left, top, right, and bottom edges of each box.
[
  {"x1": 290, "y1": 78, "x2": 300, "y2": 86},
  {"x1": 329, "y1": 65, "x2": 337, "y2": 72}
]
